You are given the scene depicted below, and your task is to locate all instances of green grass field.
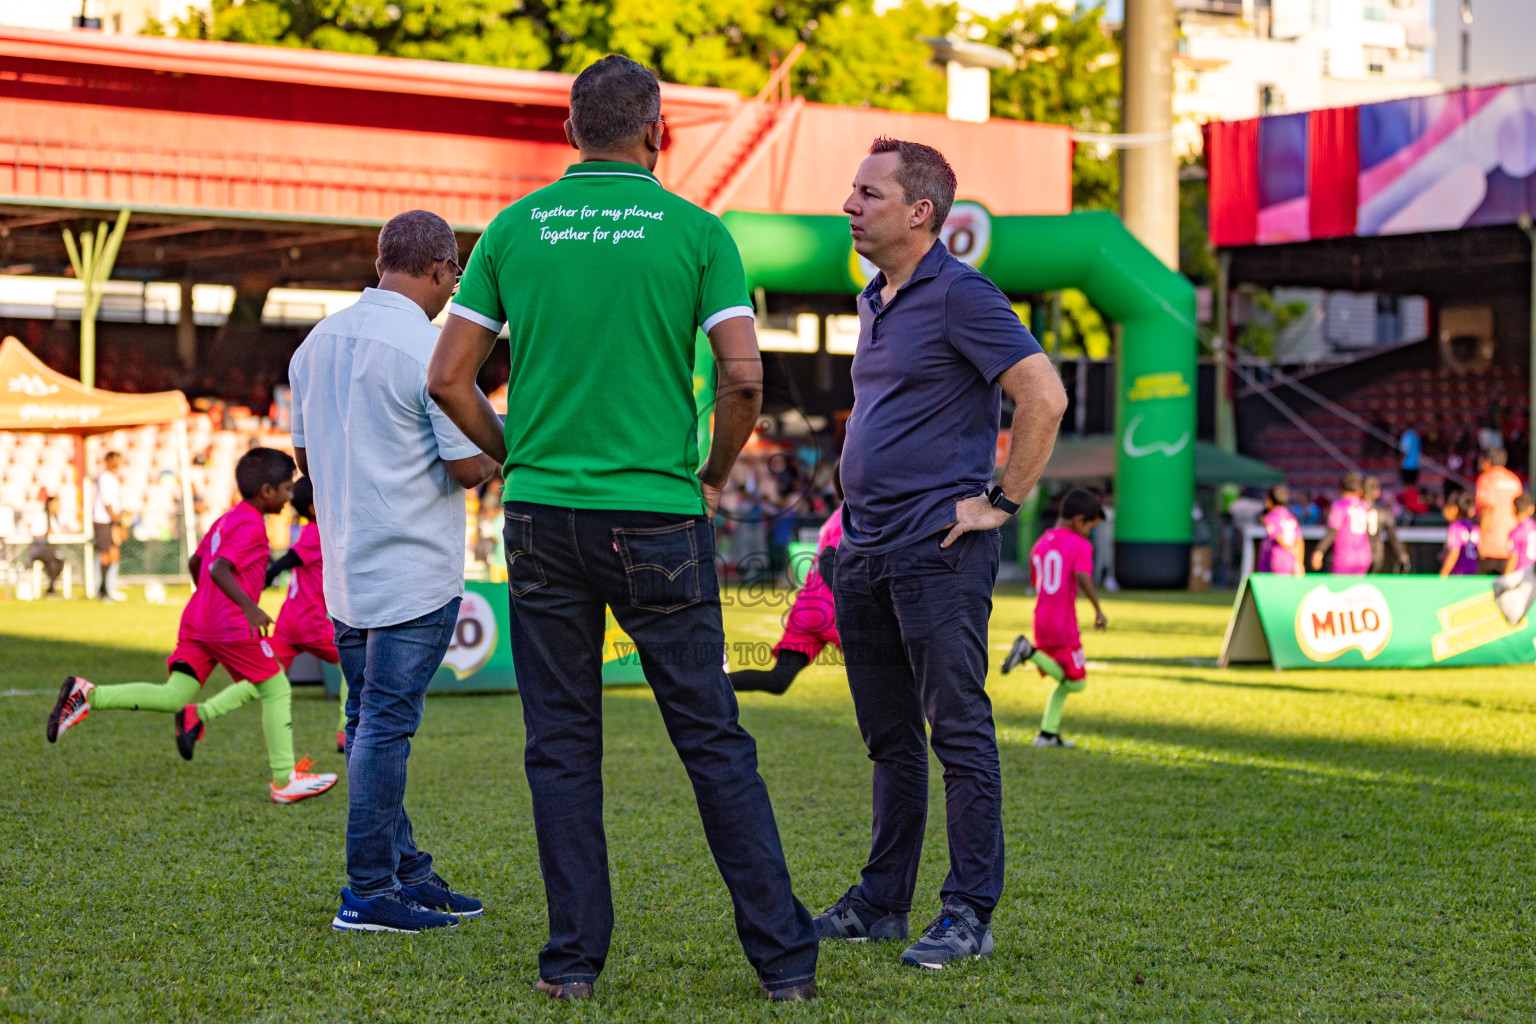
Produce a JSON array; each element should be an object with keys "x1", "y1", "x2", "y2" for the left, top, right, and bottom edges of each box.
[{"x1": 3, "y1": 585, "x2": 1535, "y2": 1023}]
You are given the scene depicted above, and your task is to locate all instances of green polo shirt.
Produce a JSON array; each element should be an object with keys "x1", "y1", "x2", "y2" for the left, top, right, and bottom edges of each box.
[{"x1": 449, "y1": 161, "x2": 752, "y2": 513}]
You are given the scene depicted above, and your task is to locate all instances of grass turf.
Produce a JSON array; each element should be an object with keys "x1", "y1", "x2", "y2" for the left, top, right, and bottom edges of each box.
[{"x1": 2, "y1": 585, "x2": 1535, "y2": 1022}]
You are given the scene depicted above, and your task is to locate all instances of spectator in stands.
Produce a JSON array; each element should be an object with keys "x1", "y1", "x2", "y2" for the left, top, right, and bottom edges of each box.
[
  {"x1": 29, "y1": 490, "x2": 65, "y2": 597},
  {"x1": 1363, "y1": 476, "x2": 1409, "y2": 574},
  {"x1": 1398, "y1": 425, "x2": 1421, "y2": 485},
  {"x1": 1475, "y1": 446, "x2": 1523, "y2": 574},
  {"x1": 93, "y1": 451, "x2": 126, "y2": 603}
]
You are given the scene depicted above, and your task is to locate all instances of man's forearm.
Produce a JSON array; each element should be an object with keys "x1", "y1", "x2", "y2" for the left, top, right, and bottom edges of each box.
[
  {"x1": 998, "y1": 405, "x2": 1060, "y2": 503},
  {"x1": 699, "y1": 377, "x2": 762, "y2": 487},
  {"x1": 434, "y1": 386, "x2": 508, "y2": 464}
]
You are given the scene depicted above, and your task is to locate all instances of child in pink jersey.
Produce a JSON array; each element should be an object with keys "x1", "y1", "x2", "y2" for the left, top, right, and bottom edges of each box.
[
  {"x1": 730, "y1": 505, "x2": 842, "y2": 695},
  {"x1": 1311, "y1": 472, "x2": 1373, "y2": 575},
  {"x1": 1440, "y1": 491, "x2": 1482, "y2": 576},
  {"x1": 1001, "y1": 489, "x2": 1107, "y2": 749},
  {"x1": 47, "y1": 448, "x2": 337, "y2": 805},
  {"x1": 260, "y1": 477, "x2": 346, "y2": 751},
  {"x1": 1258, "y1": 484, "x2": 1304, "y2": 576},
  {"x1": 1504, "y1": 493, "x2": 1536, "y2": 574}
]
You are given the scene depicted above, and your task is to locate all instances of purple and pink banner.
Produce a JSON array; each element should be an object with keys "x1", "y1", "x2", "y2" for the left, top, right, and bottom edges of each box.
[{"x1": 1207, "y1": 82, "x2": 1536, "y2": 248}]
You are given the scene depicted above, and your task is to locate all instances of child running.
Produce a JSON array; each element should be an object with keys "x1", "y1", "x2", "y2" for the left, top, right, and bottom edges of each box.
[
  {"x1": 259, "y1": 476, "x2": 346, "y2": 753},
  {"x1": 729, "y1": 504, "x2": 842, "y2": 694},
  {"x1": 1504, "y1": 493, "x2": 1536, "y2": 574},
  {"x1": 47, "y1": 448, "x2": 338, "y2": 805},
  {"x1": 1440, "y1": 491, "x2": 1481, "y2": 577},
  {"x1": 1311, "y1": 472, "x2": 1372, "y2": 575},
  {"x1": 1258, "y1": 484, "x2": 1304, "y2": 576},
  {"x1": 1000, "y1": 488, "x2": 1108, "y2": 749}
]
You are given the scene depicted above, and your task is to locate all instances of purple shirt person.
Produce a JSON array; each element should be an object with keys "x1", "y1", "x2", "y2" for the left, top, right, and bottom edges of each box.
[
  {"x1": 1445, "y1": 519, "x2": 1481, "y2": 575},
  {"x1": 1257, "y1": 484, "x2": 1303, "y2": 575},
  {"x1": 1312, "y1": 474, "x2": 1373, "y2": 575}
]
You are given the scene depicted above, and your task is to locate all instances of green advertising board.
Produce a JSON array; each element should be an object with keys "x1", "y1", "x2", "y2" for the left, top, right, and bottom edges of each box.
[
  {"x1": 322, "y1": 580, "x2": 647, "y2": 697},
  {"x1": 1219, "y1": 574, "x2": 1536, "y2": 670}
]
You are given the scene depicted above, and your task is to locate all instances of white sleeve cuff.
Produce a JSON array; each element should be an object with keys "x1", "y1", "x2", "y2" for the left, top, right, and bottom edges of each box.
[
  {"x1": 700, "y1": 305, "x2": 755, "y2": 334},
  {"x1": 448, "y1": 302, "x2": 506, "y2": 333}
]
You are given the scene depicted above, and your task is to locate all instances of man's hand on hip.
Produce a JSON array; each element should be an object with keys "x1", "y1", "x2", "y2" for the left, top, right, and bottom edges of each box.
[
  {"x1": 699, "y1": 476, "x2": 723, "y2": 518},
  {"x1": 941, "y1": 494, "x2": 1008, "y2": 548}
]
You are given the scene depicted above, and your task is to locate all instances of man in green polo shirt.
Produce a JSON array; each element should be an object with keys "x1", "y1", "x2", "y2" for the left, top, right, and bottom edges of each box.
[{"x1": 427, "y1": 55, "x2": 817, "y2": 1003}]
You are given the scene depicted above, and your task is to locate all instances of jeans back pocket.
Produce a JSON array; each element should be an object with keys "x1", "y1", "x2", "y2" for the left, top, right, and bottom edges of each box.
[
  {"x1": 503, "y1": 511, "x2": 548, "y2": 597},
  {"x1": 613, "y1": 520, "x2": 702, "y2": 613}
]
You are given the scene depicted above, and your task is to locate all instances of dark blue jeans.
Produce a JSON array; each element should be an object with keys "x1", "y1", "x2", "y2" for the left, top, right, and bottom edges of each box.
[
  {"x1": 334, "y1": 598, "x2": 461, "y2": 899},
  {"x1": 503, "y1": 502, "x2": 817, "y2": 991},
  {"x1": 832, "y1": 528, "x2": 1004, "y2": 919}
]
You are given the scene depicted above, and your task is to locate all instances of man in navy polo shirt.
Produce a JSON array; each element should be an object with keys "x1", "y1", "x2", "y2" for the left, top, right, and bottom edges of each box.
[{"x1": 813, "y1": 138, "x2": 1067, "y2": 969}]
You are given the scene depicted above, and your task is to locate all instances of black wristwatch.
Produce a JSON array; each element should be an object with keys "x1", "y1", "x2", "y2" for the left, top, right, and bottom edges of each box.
[{"x1": 987, "y1": 486, "x2": 1020, "y2": 516}]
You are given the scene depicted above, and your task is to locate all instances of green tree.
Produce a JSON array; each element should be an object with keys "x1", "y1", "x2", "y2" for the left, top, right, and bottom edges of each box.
[{"x1": 981, "y1": 2, "x2": 1120, "y2": 210}]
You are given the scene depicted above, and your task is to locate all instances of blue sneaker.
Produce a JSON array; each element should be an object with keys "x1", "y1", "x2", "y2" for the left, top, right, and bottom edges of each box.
[
  {"x1": 331, "y1": 887, "x2": 459, "y2": 933},
  {"x1": 900, "y1": 901, "x2": 993, "y2": 969},
  {"x1": 812, "y1": 886, "x2": 909, "y2": 941},
  {"x1": 400, "y1": 873, "x2": 483, "y2": 918}
]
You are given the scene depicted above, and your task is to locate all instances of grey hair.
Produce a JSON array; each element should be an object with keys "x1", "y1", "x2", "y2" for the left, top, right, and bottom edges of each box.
[
  {"x1": 569, "y1": 55, "x2": 661, "y2": 153},
  {"x1": 377, "y1": 210, "x2": 458, "y2": 277}
]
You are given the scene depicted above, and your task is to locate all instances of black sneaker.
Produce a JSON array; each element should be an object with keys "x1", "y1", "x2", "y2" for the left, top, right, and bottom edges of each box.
[
  {"x1": 400, "y1": 873, "x2": 483, "y2": 918},
  {"x1": 331, "y1": 887, "x2": 458, "y2": 933},
  {"x1": 900, "y1": 901, "x2": 993, "y2": 969},
  {"x1": 1001, "y1": 635, "x2": 1035, "y2": 674},
  {"x1": 1033, "y1": 731, "x2": 1075, "y2": 748},
  {"x1": 175, "y1": 705, "x2": 204, "y2": 761},
  {"x1": 812, "y1": 886, "x2": 909, "y2": 941}
]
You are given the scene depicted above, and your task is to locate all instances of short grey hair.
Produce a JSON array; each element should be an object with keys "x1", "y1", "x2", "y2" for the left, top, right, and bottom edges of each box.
[
  {"x1": 569, "y1": 55, "x2": 661, "y2": 152},
  {"x1": 377, "y1": 210, "x2": 458, "y2": 277}
]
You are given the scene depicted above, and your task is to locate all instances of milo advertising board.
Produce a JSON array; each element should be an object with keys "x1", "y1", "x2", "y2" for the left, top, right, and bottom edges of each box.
[{"x1": 1220, "y1": 574, "x2": 1536, "y2": 670}]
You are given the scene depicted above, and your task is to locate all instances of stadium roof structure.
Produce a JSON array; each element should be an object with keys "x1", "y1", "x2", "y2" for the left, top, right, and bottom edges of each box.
[{"x1": 0, "y1": 27, "x2": 1071, "y2": 290}]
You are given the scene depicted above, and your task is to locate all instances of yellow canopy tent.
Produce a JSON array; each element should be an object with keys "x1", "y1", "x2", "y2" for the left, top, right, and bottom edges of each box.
[{"x1": 0, "y1": 336, "x2": 194, "y2": 593}]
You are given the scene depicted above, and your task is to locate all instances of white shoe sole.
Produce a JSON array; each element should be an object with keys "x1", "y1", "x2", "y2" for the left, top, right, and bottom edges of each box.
[{"x1": 331, "y1": 917, "x2": 419, "y2": 933}]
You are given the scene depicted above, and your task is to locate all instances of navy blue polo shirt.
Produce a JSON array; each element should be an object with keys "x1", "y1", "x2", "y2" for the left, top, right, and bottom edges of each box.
[{"x1": 840, "y1": 240, "x2": 1043, "y2": 554}]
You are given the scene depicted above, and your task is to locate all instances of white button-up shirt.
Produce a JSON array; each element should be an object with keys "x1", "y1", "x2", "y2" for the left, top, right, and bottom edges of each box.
[{"x1": 289, "y1": 287, "x2": 483, "y2": 628}]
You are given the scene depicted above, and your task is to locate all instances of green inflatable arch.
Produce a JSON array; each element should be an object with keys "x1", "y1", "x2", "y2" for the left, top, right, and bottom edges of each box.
[{"x1": 718, "y1": 208, "x2": 1198, "y2": 589}]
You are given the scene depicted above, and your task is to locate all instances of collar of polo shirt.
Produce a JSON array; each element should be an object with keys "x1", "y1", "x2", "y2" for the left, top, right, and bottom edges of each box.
[
  {"x1": 861, "y1": 237, "x2": 949, "y2": 303},
  {"x1": 562, "y1": 160, "x2": 663, "y2": 185}
]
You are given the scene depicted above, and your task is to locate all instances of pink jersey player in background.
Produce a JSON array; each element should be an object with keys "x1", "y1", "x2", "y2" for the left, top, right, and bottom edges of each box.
[
  {"x1": 262, "y1": 476, "x2": 346, "y2": 751},
  {"x1": 1001, "y1": 488, "x2": 1108, "y2": 749},
  {"x1": 1440, "y1": 491, "x2": 1482, "y2": 577},
  {"x1": 729, "y1": 504, "x2": 842, "y2": 695},
  {"x1": 1504, "y1": 493, "x2": 1536, "y2": 574},
  {"x1": 1258, "y1": 484, "x2": 1304, "y2": 576},
  {"x1": 1311, "y1": 473, "x2": 1373, "y2": 575}
]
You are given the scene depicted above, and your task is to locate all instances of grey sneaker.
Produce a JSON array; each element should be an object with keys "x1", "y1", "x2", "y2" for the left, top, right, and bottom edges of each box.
[
  {"x1": 1001, "y1": 634, "x2": 1035, "y2": 674},
  {"x1": 900, "y1": 901, "x2": 994, "y2": 969},
  {"x1": 813, "y1": 886, "x2": 909, "y2": 941},
  {"x1": 1033, "y1": 731, "x2": 1075, "y2": 748}
]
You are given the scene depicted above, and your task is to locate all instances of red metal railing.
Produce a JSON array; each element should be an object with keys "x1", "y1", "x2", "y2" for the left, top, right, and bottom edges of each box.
[{"x1": 0, "y1": 138, "x2": 554, "y2": 227}]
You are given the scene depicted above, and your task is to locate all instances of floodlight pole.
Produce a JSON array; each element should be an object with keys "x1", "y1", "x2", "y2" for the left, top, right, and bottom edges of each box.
[{"x1": 62, "y1": 209, "x2": 131, "y2": 389}]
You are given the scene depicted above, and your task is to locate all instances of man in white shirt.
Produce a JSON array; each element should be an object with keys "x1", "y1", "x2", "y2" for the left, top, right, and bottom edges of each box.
[
  {"x1": 93, "y1": 451, "x2": 124, "y2": 602},
  {"x1": 288, "y1": 209, "x2": 498, "y2": 935}
]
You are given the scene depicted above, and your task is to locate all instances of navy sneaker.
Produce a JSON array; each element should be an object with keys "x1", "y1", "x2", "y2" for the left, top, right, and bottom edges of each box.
[
  {"x1": 900, "y1": 901, "x2": 994, "y2": 969},
  {"x1": 813, "y1": 886, "x2": 909, "y2": 941},
  {"x1": 1001, "y1": 635, "x2": 1035, "y2": 674},
  {"x1": 400, "y1": 873, "x2": 483, "y2": 918},
  {"x1": 331, "y1": 887, "x2": 459, "y2": 933}
]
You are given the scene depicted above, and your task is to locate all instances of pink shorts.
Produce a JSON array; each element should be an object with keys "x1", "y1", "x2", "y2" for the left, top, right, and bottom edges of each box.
[
  {"x1": 1038, "y1": 644, "x2": 1087, "y2": 682},
  {"x1": 772, "y1": 583, "x2": 840, "y2": 661},
  {"x1": 270, "y1": 628, "x2": 339, "y2": 668},
  {"x1": 169, "y1": 636, "x2": 283, "y2": 685}
]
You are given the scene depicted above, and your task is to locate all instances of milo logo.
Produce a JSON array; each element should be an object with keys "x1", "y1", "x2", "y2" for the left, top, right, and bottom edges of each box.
[
  {"x1": 1295, "y1": 584, "x2": 1392, "y2": 662},
  {"x1": 443, "y1": 591, "x2": 498, "y2": 680}
]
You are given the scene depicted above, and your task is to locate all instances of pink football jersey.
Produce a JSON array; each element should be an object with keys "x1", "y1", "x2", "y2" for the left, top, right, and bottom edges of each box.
[
  {"x1": 1510, "y1": 519, "x2": 1536, "y2": 572},
  {"x1": 1327, "y1": 495, "x2": 1373, "y2": 574},
  {"x1": 1031, "y1": 527, "x2": 1095, "y2": 647},
  {"x1": 274, "y1": 521, "x2": 329, "y2": 638},
  {"x1": 180, "y1": 502, "x2": 270, "y2": 642},
  {"x1": 1258, "y1": 506, "x2": 1300, "y2": 574}
]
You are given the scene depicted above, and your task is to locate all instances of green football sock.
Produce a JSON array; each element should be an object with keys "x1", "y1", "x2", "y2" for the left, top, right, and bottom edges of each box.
[
  {"x1": 254, "y1": 673, "x2": 295, "y2": 786},
  {"x1": 1030, "y1": 648, "x2": 1065, "y2": 682},
  {"x1": 1040, "y1": 676, "x2": 1087, "y2": 735},
  {"x1": 336, "y1": 675, "x2": 348, "y2": 734},
  {"x1": 197, "y1": 681, "x2": 259, "y2": 721},
  {"x1": 87, "y1": 671, "x2": 200, "y2": 713}
]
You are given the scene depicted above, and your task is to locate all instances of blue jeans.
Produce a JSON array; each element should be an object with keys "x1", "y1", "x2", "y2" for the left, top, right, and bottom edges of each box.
[
  {"x1": 503, "y1": 502, "x2": 817, "y2": 991},
  {"x1": 333, "y1": 598, "x2": 461, "y2": 898},
  {"x1": 832, "y1": 528, "x2": 1004, "y2": 918}
]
